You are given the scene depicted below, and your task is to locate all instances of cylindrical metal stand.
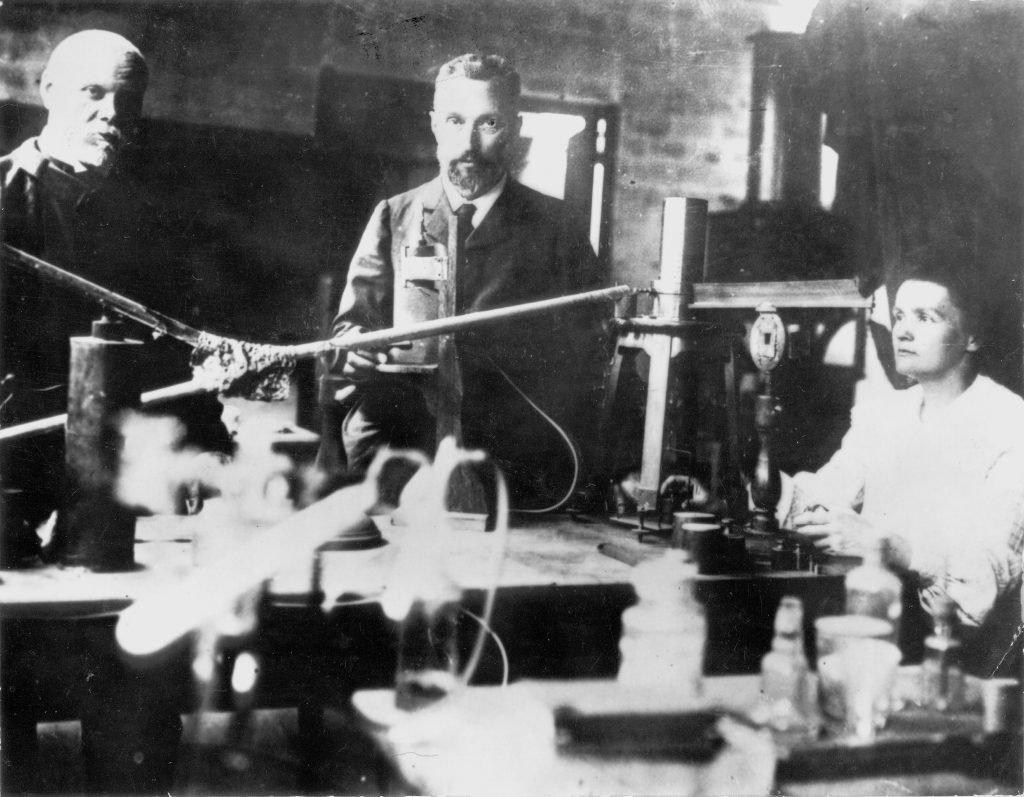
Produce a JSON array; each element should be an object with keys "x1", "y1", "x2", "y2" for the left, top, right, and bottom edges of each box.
[
  {"x1": 57, "y1": 320, "x2": 143, "y2": 571},
  {"x1": 631, "y1": 197, "x2": 712, "y2": 511},
  {"x1": 653, "y1": 197, "x2": 708, "y2": 320}
]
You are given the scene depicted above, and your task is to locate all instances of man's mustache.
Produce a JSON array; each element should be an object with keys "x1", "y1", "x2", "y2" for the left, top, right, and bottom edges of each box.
[
  {"x1": 87, "y1": 127, "x2": 128, "y2": 147},
  {"x1": 450, "y1": 151, "x2": 500, "y2": 167}
]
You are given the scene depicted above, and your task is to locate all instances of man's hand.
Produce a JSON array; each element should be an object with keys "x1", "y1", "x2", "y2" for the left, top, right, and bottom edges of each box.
[
  {"x1": 342, "y1": 348, "x2": 388, "y2": 381},
  {"x1": 338, "y1": 327, "x2": 389, "y2": 382}
]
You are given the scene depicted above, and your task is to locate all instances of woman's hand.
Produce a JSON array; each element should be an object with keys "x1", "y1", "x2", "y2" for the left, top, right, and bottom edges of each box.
[
  {"x1": 659, "y1": 475, "x2": 728, "y2": 516},
  {"x1": 791, "y1": 504, "x2": 882, "y2": 555}
]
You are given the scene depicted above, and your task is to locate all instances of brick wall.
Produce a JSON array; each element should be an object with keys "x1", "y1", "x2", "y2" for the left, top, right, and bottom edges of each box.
[{"x1": 0, "y1": 0, "x2": 767, "y2": 288}]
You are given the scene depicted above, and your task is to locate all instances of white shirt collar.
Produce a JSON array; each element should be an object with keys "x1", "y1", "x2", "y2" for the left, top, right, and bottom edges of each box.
[
  {"x1": 440, "y1": 173, "x2": 507, "y2": 229},
  {"x1": 8, "y1": 138, "x2": 49, "y2": 179},
  {"x1": 10, "y1": 136, "x2": 108, "y2": 185}
]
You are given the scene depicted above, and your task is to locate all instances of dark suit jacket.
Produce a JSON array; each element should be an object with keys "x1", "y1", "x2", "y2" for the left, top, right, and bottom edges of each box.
[
  {"x1": 336, "y1": 177, "x2": 599, "y2": 322},
  {"x1": 333, "y1": 176, "x2": 608, "y2": 498},
  {"x1": 1, "y1": 138, "x2": 216, "y2": 425}
]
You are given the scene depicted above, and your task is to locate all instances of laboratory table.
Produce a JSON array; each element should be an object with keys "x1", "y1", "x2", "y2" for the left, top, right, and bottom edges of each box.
[
  {"x1": 352, "y1": 674, "x2": 1021, "y2": 796},
  {"x1": 0, "y1": 509, "x2": 845, "y2": 708},
  {"x1": 0, "y1": 507, "x2": 1010, "y2": 794}
]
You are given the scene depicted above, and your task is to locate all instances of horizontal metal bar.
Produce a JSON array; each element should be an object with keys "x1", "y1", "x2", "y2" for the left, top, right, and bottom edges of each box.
[
  {"x1": 690, "y1": 279, "x2": 872, "y2": 310},
  {"x1": 0, "y1": 380, "x2": 211, "y2": 443},
  {"x1": 285, "y1": 284, "x2": 633, "y2": 358}
]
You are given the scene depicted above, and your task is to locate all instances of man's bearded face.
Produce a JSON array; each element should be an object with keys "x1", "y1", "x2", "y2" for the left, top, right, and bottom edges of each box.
[
  {"x1": 431, "y1": 76, "x2": 519, "y2": 200},
  {"x1": 42, "y1": 49, "x2": 145, "y2": 169}
]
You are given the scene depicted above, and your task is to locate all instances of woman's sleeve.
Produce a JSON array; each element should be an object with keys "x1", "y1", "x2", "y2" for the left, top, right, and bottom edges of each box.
[
  {"x1": 917, "y1": 447, "x2": 1024, "y2": 627},
  {"x1": 784, "y1": 403, "x2": 873, "y2": 526}
]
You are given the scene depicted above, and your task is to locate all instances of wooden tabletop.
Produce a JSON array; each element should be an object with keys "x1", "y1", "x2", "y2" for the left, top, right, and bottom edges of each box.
[
  {"x1": 0, "y1": 516, "x2": 197, "y2": 619},
  {"x1": 0, "y1": 510, "x2": 644, "y2": 620},
  {"x1": 0, "y1": 508, "x2": 837, "y2": 617}
]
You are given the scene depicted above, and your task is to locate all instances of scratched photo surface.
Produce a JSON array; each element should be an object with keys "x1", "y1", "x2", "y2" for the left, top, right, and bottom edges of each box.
[{"x1": 1, "y1": 0, "x2": 1023, "y2": 795}]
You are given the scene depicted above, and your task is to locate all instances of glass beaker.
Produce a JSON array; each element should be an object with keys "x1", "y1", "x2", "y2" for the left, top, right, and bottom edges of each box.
[{"x1": 814, "y1": 615, "x2": 893, "y2": 723}]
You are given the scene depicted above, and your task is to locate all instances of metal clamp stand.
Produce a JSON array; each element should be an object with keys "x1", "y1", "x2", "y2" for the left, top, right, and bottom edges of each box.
[
  {"x1": 744, "y1": 303, "x2": 807, "y2": 570},
  {"x1": 687, "y1": 279, "x2": 873, "y2": 568},
  {"x1": 599, "y1": 198, "x2": 723, "y2": 538},
  {"x1": 747, "y1": 303, "x2": 784, "y2": 536}
]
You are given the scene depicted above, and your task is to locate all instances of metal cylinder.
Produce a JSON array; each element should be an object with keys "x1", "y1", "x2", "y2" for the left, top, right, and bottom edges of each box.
[
  {"x1": 57, "y1": 323, "x2": 143, "y2": 571},
  {"x1": 654, "y1": 197, "x2": 708, "y2": 320}
]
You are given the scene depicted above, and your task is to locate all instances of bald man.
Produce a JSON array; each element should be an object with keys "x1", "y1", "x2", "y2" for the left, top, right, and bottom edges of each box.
[
  {"x1": 1, "y1": 31, "x2": 230, "y2": 565},
  {"x1": 1, "y1": 31, "x2": 219, "y2": 794},
  {"x1": 37, "y1": 29, "x2": 148, "y2": 172}
]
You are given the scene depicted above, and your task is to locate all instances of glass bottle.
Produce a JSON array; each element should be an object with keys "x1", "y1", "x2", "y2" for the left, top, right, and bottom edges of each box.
[
  {"x1": 920, "y1": 596, "x2": 964, "y2": 712},
  {"x1": 618, "y1": 548, "x2": 705, "y2": 701},
  {"x1": 844, "y1": 537, "x2": 902, "y2": 647},
  {"x1": 760, "y1": 596, "x2": 819, "y2": 734}
]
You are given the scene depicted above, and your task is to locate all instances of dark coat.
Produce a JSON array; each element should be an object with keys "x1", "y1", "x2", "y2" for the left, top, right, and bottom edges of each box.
[
  {"x1": 1, "y1": 139, "x2": 230, "y2": 558},
  {"x1": 1, "y1": 138, "x2": 227, "y2": 434},
  {"x1": 2, "y1": 139, "x2": 194, "y2": 419}
]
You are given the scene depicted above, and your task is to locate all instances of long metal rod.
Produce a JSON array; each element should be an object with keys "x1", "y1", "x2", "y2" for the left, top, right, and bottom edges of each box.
[
  {"x1": 0, "y1": 380, "x2": 210, "y2": 443},
  {"x1": 4, "y1": 243, "x2": 631, "y2": 360},
  {"x1": 281, "y1": 284, "x2": 633, "y2": 358},
  {"x1": 0, "y1": 254, "x2": 629, "y2": 440},
  {"x1": 2, "y1": 243, "x2": 206, "y2": 347}
]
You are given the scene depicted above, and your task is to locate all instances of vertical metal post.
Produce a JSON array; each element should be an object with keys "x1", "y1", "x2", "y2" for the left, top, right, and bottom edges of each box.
[
  {"x1": 654, "y1": 197, "x2": 708, "y2": 320},
  {"x1": 633, "y1": 198, "x2": 709, "y2": 511},
  {"x1": 57, "y1": 318, "x2": 142, "y2": 571}
]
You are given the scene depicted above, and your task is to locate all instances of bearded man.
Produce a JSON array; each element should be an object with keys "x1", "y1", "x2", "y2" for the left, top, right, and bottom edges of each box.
[
  {"x1": 0, "y1": 31, "x2": 234, "y2": 794},
  {"x1": 327, "y1": 53, "x2": 605, "y2": 509}
]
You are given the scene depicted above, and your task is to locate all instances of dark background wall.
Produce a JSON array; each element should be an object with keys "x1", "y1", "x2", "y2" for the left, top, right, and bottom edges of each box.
[
  {"x1": 0, "y1": 0, "x2": 764, "y2": 343},
  {"x1": 1, "y1": 0, "x2": 1022, "y2": 388}
]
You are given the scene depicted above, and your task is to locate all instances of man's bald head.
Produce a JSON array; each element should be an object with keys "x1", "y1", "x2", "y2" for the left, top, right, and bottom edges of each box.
[
  {"x1": 43, "y1": 30, "x2": 148, "y2": 90},
  {"x1": 38, "y1": 30, "x2": 148, "y2": 172}
]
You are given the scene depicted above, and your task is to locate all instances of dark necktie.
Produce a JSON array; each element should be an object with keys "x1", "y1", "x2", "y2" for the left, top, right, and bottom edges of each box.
[
  {"x1": 454, "y1": 203, "x2": 476, "y2": 240},
  {"x1": 453, "y1": 204, "x2": 476, "y2": 313}
]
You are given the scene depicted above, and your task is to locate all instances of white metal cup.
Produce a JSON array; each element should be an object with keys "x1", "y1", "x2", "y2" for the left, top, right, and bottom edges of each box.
[
  {"x1": 981, "y1": 677, "x2": 1019, "y2": 733},
  {"x1": 671, "y1": 511, "x2": 716, "y2": 548}
]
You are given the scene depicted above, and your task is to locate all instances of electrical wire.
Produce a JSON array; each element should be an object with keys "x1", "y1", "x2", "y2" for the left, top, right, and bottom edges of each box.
[
  {"x1": 489, "y1": 357, "x2": 580, "y2": 514},
  {"x1": 460, "y1": 607, "x2": 510, "y2": 687}
]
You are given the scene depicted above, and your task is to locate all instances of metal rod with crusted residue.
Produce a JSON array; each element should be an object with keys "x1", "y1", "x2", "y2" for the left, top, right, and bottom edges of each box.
[
  {"x1": 2, "y1": 243, "x2": 207, "y2": 347},
  {"x1": 4, "y1": 242, "x2": 631, "y2": 359},
  {"x1": 3, "y1": 241, "x2": 631, "y2": 415}
]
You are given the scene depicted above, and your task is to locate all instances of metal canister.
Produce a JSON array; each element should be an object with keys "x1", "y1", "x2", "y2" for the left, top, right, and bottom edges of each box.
[
  {"x1": 721, "y1": 523, "x2": 749, "y2": 572},
  {"x1": 685, "y1": 522, "x2": 724, "y2": 574},
  {"x1": 57, "y1": 319, "x2": 142, "y2": 571}
]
